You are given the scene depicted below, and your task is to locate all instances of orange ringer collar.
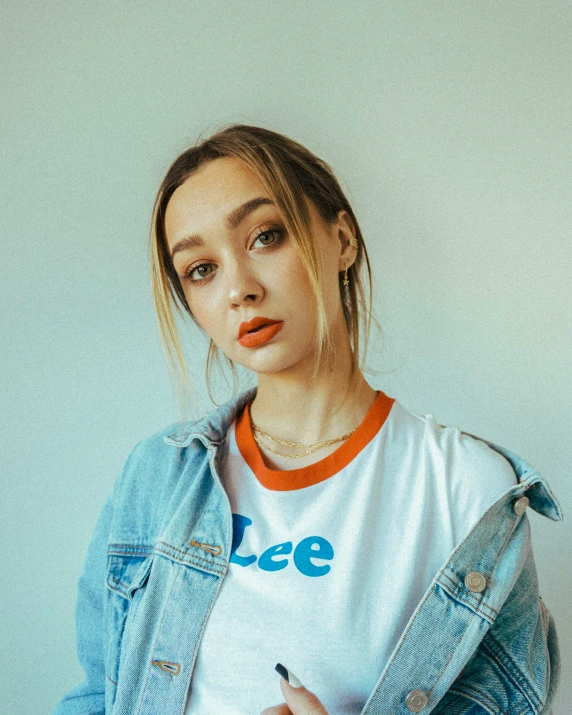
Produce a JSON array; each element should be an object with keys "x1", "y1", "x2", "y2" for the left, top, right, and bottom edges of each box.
[{"x1": 234, "y1": 390, "x2": 395, "y2": 491}]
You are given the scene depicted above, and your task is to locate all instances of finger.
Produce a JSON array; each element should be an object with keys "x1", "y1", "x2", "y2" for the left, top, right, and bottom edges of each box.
[
  {"x1": 260, "y1": 704, "x2": 292, "y2": 715},
  {"x1": 279, "y1": 673, "x2": 328, "y2": 714}
]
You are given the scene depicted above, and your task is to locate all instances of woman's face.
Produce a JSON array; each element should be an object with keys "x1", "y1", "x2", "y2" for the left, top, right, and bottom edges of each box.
[{"x1": 164, "y1": 156, "x2": 353, "y2": 376}]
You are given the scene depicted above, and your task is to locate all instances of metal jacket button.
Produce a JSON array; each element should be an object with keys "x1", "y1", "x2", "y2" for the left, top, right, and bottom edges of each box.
[
  {"x1": 405, "y1": 689, "x2": 428, "y2": 712},
  {"x1": 464, "y1": 571, "x2": 487, "y2": 593},
  {"x1": 514, "y1": 496, "x2": 529, "y2": 515}
]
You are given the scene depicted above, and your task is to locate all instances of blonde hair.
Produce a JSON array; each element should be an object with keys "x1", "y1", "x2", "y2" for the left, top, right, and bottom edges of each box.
[{"x1": 149, "y1": 123, "x2": 383, "y2": 427}]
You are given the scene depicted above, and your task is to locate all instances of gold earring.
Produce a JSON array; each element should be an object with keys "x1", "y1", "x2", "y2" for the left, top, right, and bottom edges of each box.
[{"x1": 343, "y1": 267, "x2": 349, "y2": 286}]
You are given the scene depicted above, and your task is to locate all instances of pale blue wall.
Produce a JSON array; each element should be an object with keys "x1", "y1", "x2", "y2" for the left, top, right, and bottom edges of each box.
[{"x1": 2, "y1": 2, "x2": 570, "y2": 712}]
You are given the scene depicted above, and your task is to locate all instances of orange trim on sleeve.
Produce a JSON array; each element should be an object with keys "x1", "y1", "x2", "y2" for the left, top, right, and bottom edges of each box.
[{"x1": 235, "y1": 390, "x2": 395, "y2": 491}]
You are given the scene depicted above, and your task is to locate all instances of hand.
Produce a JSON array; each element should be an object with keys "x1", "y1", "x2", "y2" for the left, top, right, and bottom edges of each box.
[{"x1": 261, "y1": 665, "x2": 329, "y2": 715}]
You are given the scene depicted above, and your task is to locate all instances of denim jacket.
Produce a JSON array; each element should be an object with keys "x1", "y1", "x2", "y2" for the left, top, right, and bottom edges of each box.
[{"x1": 52, "y1": 386, "x2": 563, "y2": 715}]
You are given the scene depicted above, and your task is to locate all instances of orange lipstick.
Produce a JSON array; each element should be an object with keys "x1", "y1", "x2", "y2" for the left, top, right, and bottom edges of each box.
[{"x1": 238, "y1": 321, "x2": 284, "y2": 348}]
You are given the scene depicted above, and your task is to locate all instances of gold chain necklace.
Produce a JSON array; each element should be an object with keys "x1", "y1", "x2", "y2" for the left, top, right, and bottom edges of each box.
[{"x1": 250, "y1": 417, "x2": 357, "y2": 459}]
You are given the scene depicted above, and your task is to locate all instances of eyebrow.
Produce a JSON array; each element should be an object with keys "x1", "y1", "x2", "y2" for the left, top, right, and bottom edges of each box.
[{"x1": 170, "y1": 197, "x2": 276, "y2": 260}]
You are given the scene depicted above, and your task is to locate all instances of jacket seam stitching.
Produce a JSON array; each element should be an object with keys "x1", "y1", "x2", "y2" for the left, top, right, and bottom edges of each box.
[
  {"x1": 107, "y1": 555, "x2": 153, "y2": 595},
  {"x1": 446, "y1": 685, "x2": 498, "y2": 715},
  {"x1": 176, "y1": 594, "x2": 217, "y2": 715},
  {"x1": 439, "y1": 572, "x2": 498, "y2": 620},
  {"x1": 156, "y1": 540, "x2": 224, "y2": 565},
  {"x1": 175, "y1": 571, "x2": 230, "y2": 715},
  {"x1": 364, "y1": 576, "x2": 463, "y2": 699},
  {"x1": 108, "y1": 543, "x2": 154, "y2": 554},
  {"x1": 154, "y1": 547, "x2": 225, "y2": 576},
  {"x1": 135, "y1": 563, "x2": 182, "y2": 715},
  {"x1": 425, "y1": 603, "x2": 499, "y2": 709},
  {"x1": 442, "y1": 510, "x2": 521, "y2": 623},
  {"x1": 109, "y1": 575, "x2": 131, "y2": 590},
  {"x1": 106, "y1": 543, "x2": 226, "y2": 576},
  {"x1": 482, "y1": 633, "x2": 542, "y2": 711},
  {"x1": 106, "y1": 580, "x2": 127, "y2": 598}
]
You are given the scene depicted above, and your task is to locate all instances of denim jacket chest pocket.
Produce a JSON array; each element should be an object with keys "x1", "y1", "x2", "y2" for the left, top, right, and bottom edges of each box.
[{"x1": 104, "y1": 547, "x2": 154, "y2": 710}]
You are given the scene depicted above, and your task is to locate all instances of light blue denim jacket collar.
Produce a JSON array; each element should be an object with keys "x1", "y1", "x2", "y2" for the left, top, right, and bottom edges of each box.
[{"x1": 164, "y1": 384, "x2": 259, "y2": 449}]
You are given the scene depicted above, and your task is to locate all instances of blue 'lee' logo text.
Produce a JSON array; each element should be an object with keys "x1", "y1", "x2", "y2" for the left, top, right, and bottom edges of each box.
[{"x1": 229, "y1": 513, "x2": 334, "y2": 577}]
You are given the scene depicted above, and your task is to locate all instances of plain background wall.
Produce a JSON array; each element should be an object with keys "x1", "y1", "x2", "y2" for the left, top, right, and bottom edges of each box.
[{"x1": 2, "y1": 2, "x2": 570, "y2": 712}]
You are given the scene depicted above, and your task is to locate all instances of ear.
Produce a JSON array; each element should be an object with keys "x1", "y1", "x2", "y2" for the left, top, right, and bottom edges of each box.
[{"x1": 335, "y1": 210, "x2": 358, "y2": 271}]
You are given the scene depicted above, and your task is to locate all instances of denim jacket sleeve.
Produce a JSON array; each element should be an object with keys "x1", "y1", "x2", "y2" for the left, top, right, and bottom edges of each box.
[
  {"x1": 50, "y1": 435, "x2": 138, "y2": 715},
  {"x1": 432, "y1": 537, "x2": 561, "y2": 714},
  {"x1": 51, "y1": 490, "x2": 113, "y2": 715}
]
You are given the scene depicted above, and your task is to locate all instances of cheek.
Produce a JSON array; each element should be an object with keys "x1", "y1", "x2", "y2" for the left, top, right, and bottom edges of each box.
[
  {"x1": 283, "y1": 251, "x2": 314, "y2": 292},
  {"x1": 184, "y1": 294, "x2": 209, "y2": 331},
  {"x1": 186, "y1": 293, "x2": 229, "y2": 340}
]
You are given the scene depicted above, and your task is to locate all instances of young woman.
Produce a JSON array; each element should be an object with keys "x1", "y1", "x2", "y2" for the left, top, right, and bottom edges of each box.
[{"x1": 53, "y1": 124, "x2": 562, "y2": 715}]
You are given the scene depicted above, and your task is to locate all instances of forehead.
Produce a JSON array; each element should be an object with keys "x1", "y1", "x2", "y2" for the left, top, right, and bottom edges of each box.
[
  {"x1": 164, "y1": 157, "x2": 270, "y2": 245},
  {"x1": 179, "y1": 156, "x2": 264, "y2": 198}
]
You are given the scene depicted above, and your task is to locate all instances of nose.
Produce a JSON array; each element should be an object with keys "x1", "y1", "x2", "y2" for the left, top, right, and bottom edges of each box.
[{"x1": 227, "y1": 259, "x2": 264, "y2": 307}]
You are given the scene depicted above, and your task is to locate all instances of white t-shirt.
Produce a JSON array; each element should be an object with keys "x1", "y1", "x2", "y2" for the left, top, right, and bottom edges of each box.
[{"x1": 184, "y1": 390, "x2": 517, "y2": 715}]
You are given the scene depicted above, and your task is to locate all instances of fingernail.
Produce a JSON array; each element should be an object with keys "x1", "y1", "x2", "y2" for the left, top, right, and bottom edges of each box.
[{"x1": 275, "y1": 663, "x2": 302, "y2": 688}]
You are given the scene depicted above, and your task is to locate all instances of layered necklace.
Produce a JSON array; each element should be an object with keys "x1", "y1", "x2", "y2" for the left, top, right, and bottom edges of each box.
[{"x1": 249, "y1": 413, "x2": 357, "y2": 459}]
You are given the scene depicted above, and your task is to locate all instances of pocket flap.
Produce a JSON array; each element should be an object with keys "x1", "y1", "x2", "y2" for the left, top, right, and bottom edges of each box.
[{"x1": 106, "y1": 549, "x2": 153, "y2": 599}]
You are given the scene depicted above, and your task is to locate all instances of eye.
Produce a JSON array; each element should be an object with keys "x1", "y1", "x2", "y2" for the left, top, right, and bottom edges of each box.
[
  {"x1": 184, "y1": 263, "x2": 214, "y2": 282},
  {"x1": 180, "y1": 226, "x2": 286, "y2": 284},
  {"x1": 252, "y1": 229, "x2": 280, "y2": 247}
]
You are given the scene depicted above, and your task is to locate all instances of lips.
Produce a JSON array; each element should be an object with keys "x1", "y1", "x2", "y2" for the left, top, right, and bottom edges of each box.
[
  {"x1": 238, "y1": 316, "x2": 282, "y2": 340},
  {"x1": 238, "y1": 321, "x2": 284, "y2": 348}
]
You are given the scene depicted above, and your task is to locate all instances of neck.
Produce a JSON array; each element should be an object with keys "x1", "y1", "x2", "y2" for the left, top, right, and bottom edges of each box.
[{"x1": 249, "y1": 349, "x2": 377, "y2": 447}]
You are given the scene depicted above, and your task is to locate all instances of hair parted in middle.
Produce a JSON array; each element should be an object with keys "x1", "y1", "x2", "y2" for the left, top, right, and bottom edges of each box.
[{"x1": 149, "y1": 123, "x2": 383, "y2": 422}]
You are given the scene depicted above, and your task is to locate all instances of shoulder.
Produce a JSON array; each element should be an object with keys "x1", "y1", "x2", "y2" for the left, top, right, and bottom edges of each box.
[
  {"x1": 133, "y1": 414, "x2": 211, "y2": 465},
  {"x1": 118, "y1": 419, "x2": 200, "y2": 477},
  {"x1": 391, "y1": 400, "x2": 518, "y2": 493},
  {"x1": 109, "y1": 419, "x2": 206, "y2": 526},
  {"x1": 391, "y1": 400, "x2": 519, "y2": 541}
]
